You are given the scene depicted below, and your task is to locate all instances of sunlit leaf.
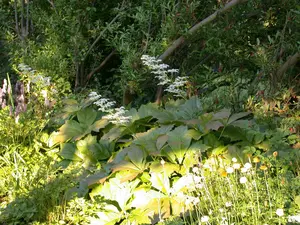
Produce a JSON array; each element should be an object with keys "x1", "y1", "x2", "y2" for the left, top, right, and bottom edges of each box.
[
  {"x1": 150, "y1": 172, "x2": 170, "y2": 194},
  {"x1": 92, "y1": 119, "x2": 109, "y2": 132}
]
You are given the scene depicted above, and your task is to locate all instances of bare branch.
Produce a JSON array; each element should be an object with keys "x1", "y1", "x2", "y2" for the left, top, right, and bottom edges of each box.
[
  {"x1": 85, "y1": 49, "x2": 116, "y2": 85},
  {"x1": 155, "y1": 0, "x2": 248, "y2": 104},
  {"x1": 276, "y1": 52, "x2": 300, "y2": 78},
  {"x1": 14, "y1": 0, "x2": 21, "y2": 39},
  {"x1": 82, "y1": 14, "x2": 120, "y2": 62}
]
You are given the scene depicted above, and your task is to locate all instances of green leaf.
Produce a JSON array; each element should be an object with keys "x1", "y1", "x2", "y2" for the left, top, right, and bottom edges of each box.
[
  {"x1": 102, "y1": 126, "x2": 126, "y2": 141},
  {"x1": 77, "y1": 107, "x2": 97, "y2": 126},
  {"x1": 134, "y1": 125, "x2": 174, "y2": 153},
  {"x1": 55, "y1": 120, "x2": 84, "y2": 142},
  {"x1": 186, "y1": 129, "x2": 203, "y2": 140},
  {"x1": 127, "y1": 145, "x2": 147, "y2": 170},
  {"x1": 167, "y1": 126, "x2": 191, "y2": 164},
  {"x1": 91, "y1": 176, "x2": 140, "y2": 211},
  {"x1": 89, "y1": 142, "x2": 112, "y2": 160},
  {"x1": 156, "y1": 134, "x2": 168, "y2": 150},
  {"x1": 123, "y1": 208, "x2": 152, "y2": 225},
  {"x1": 176, "y1": 96, "x2": 202, "y2": 119},
  {"x1": 59, "y1": 143, "x2": 82, "y2": 161},
  {"x1": 92, "y1": 119, "x2": 109, "y2": 132},
  {"x1": 111, "y1": 160, "x2": 142, "y2": 173},
  {"x1": 86, "y1": 171, "x2": 109, "y2": 188},
  {"x1": 205, "y1": 120, "x2": 224, "y2": 131},
  {"x1": 227, "y1": 112, "x2": 251, "y2": 125},
  {"x1": 92, "y1": 204, "x2": 121, "y2": 225},
  {"x1": 150, "y1": 161, "x2": 180, "y2": 177},
  {"x1": 188, "y1": 141, "x2": 210, "y2": 153},
  {"x1": 295, "y1": 195, "x2": 300, "y2": 208},
  {"x1": 150, "y1": 172, "x2": 170, "y2": 194},
  {"x1": 212, "y1": 108, "x2": 231, "y2": 120},
  {"x1": 211, "y1": 145, "x2": 228, "y2": 156}
]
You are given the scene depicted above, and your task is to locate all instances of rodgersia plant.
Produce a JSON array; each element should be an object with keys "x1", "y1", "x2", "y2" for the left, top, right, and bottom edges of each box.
[
  {"x1": 88, "y1": 92, "x2": 132, "y2": 124},
  {"x1": 141, "y1": 55, "x2": 188, "y2": 98}
]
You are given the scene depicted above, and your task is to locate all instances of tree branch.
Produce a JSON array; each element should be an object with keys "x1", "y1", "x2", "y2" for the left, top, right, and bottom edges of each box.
[
  {"x1": 14, "y1": 0, "x2": 21, "y2": 39},
  {"x1": 82, "y1": 14, "x2": 120, "y2": 63},
  {"x1": 155, "y1": 0, "x2": 248, "y2": 104},
  {"x1": 85, "y1": 49, "x2": 116, "y2": 85},
  {"x1": 276, "y1": 52, "x2": 300, "y2": 79}
]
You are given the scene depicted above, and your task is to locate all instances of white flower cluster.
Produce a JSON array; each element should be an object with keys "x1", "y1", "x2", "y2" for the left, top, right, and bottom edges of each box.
[
  {"x1": 288, "y1": 214, "x2": 300, "y2": 223},
  {"x1": 18, "y1": 63, "x2": 51, "y2": 88},
  {"x1": 103, "y1": 106, "x2": 132, "y2": 124},
  {"x1": 176, "y1": 192, "x2": 200, "y2": 206},
  {"x1": 88, "y1": 92, "x2": 116, "y2": 112},
  {"x1": 165, "y1": 76, "x2": 188, "y2": 97},
  {"x1": 141, "y1": 55, "x2": 187, "y2": 97},
  {"x1": 88, "y1": 92, "x2": 131, "y2": 124}
]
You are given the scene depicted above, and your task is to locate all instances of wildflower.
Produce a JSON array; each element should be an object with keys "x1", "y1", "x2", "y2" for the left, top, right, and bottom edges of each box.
[
  {"x1": 165, "y1": 76, "x2": 188, "y2": 97},
  {"x1": 273, "y1": 151, "x2": 278, "y2": 158},
  {"x1": 241, "y1": 167, "x2": 248, "y2": 173},
  {"x1": 88, "y1": 91, "x2": 101, "y2": 101},
  {"x1": 276, "y1": 209, "x2": 284, "y2": 217},
  {"x1": 192, "y1": 167, "x2": 200, "y2": 174},
  {"x1": 232, "y1": 157, "x2": 237, "y2": 162},
  {"x1": 226, "y1": 167, "x2": 234, "y2": 174},
  {"x1": 260, "y1": 165, "x2": 268, "y2": 171},
  {"x1": 232, "y1": 163, "x2": 241, "y2": 169},
  {"x1": 161, "y1": 159, "x2": 165, "y2": 165},
  {"x1": 218, "y1": 168, "x2": 227, "y2": 177},
  {"x1": 141, "y1": 55, "x2": 188, "y2": 98},
  {"x1": 201, "y1": 215, "x2": 209, "y2": 222},
  {"x1": 185, "y1": 195, "x2": 200, "y2": 205},
  {"x1": 240, "y1": 177, "x2": 247, "y2": 184},
  {"x1": 288, "y1": 214, "x2": 300, "y2": 223},
  {"x1": 103, "y1": 107, "x2": 132, "y2": 124},
  {"x1": 253, "y1": 157, "x2": 260, "y2": 163},
  {"x1": 244, "y1": 163, "x2": 252, "y2": 169},
  {"x1": 225, "y1": 201, "x2": 232, "y2": 207}
]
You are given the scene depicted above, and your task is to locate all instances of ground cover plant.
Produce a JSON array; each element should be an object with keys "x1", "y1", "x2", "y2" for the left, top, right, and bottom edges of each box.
[{"x1": 0, "y1": 0, "x2": 299, "y2": 224}]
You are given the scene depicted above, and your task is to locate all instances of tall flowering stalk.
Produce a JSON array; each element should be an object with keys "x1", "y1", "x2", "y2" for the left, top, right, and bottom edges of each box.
[
  {"x1": 88, "y1": 92, "x2": 132, "y2": 124},
  {"x1": 141, "y1": 55, "x2": 188, "y2": 98}
]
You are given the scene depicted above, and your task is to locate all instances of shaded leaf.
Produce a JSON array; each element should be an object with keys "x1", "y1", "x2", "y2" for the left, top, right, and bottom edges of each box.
[
  {"x1": 228, "y1": 112, "x2": 251, "y2": 125},
  {"x1": 77, "y1": 107, "x2": 97, "y2": 126},
  {"x1": 156, "y1": 134, "x2": 168, "y2": 150},
  {"x1": 186, "y1": 129, "x2": 203, "y2": 140},
  {"x1": 86, "y1": 171, "x2": 109, "y2": 188},
  {"x1": 127, "y1": 145, "x2": 147, "y2": 170},
  {"x1": 206, "y1": 120, "x2": 224, "y2": 131},
  {"x1": 213, "y1": 108, "x2": 231, "y2": 120},
  {"x1": 59, "y1": 143, "x2": 82, "y2": 161}
]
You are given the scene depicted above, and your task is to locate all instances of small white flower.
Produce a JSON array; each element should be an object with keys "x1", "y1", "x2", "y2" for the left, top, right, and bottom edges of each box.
[
  {"x1": 288, "y1": 214, "x2": 300, "y2": 222},
  {"x1": 241, "y1": 167, "x2": 248, "y2": 173},
  {"x1": 240, "y1": 177, "x2": 247, "y2": 184},
  {"x1": 232, "y1": 163, "x2": 241, "y2": 169},
  {"x1": 232, "y1": 157, "x2": 237, "y2": 162},
  {"x1": 201, "y1": 215, "x2": 209, "y2": 222},
  {"x1": 192, "y1": 167, "x2": 200, "y2": 174},
  {"x1": 244, "y1": 163, "x2": 252, "y2": 169},
  {"x1": 225, "y1": 201, "x2": 232, "y2": 207},
  {"x1": 226, "y1": 167, "x2": 234, "y2": 174},
  {"x1": 276, "y1": 209, "x2": 284, "y2": 217}
]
